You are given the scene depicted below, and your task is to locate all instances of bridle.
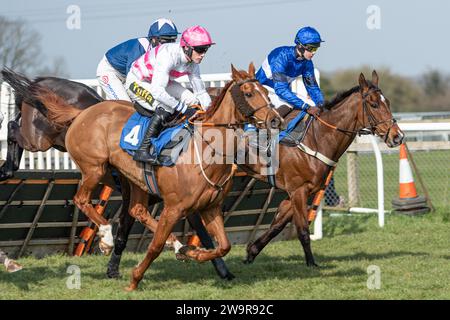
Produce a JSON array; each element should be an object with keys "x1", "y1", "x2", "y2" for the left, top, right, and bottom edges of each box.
[
  {"x1": 189, "y1": 78, "x2": 276, "y2": 128},
  {"x1": 315, "y1": 87, "x2": 397, "y2": 141},
  {"x1": 190, "y1": 78, "x2": 278, "y2": 191}
]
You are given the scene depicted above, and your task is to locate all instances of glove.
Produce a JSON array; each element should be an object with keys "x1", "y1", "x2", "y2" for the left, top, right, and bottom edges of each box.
[
  {"x1": 174, "y1": 101, "x2": 188, "y2": 114},
  {"x1": 306, "y1": 105, "x2": 321, "y2": 117}
]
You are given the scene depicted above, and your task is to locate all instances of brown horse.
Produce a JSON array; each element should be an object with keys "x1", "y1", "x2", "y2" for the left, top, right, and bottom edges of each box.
[
  {"x1": 1, "y1": 68, "x2": 236, "y2": 280},
  {"x1": 242, "y1": 71, "x2": 404, "y2": 266},
  {"x1": 0, "y1": 68, "x2": 103, "y2": 181},
  {"x1": 33, "y1": 63, "x2": 283, "y2": 291}
]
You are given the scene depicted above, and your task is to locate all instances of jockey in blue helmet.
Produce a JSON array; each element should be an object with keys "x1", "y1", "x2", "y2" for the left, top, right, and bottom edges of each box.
[
  {"x1": 147, "y1": 18, "x2": 179, "y2": 47},
  {"x1": 255, "y1": 26, "x2": 324, "y2": 117},
  {"x1": 96, "y1": 18, "x2": 179, "y2": 101}
]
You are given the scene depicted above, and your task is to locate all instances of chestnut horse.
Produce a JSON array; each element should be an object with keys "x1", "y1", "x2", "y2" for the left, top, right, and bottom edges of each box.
[
  {"x1": 242, "y1": 71, "x2": 404, "y2": 266},
  {"x1": 0, "y1": 69, "x2": 233, "y2": 279},
  {"x1": 32, "y1": 63, "x2": 283, "y2": 291}
]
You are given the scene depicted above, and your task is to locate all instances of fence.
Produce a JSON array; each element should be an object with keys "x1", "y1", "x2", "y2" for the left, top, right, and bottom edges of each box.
[{"x1": 1, "y1": 73, "x2": 449, "y2": 249}]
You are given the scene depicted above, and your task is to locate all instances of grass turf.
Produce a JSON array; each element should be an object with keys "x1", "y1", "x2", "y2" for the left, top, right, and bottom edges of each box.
[{"x1": 1, "y1": 208, "x2": 449, "y2": 300}]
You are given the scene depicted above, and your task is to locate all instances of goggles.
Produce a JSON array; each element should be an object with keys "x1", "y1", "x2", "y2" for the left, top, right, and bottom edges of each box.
[
  {"x1": 193, "y1": 45, "x2": 210, "y2": 54},
  {"x1": 301, "y1": 43, "x2": 320, "y2": 53},
  {"x1": 158, "y1": 36, "x2": 177, "y2": 44}
]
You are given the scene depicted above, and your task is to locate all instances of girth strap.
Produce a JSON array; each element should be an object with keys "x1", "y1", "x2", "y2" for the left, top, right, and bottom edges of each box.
[{"x1": 297, "y1": 142, "x2": 337, "y2": 167}]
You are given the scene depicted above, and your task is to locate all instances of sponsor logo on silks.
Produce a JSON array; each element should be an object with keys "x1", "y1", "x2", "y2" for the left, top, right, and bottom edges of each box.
[
  {"x1": 102, "y1": 75, "x2": 109, "y2": 84},
  {"x1": 129, "y1": 82, "x2": 154, "y2": 105}
]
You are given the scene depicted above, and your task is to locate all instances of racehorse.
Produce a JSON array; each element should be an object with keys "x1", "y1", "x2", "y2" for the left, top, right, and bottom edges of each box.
[
  {"x1": 0, "y1": 69, "x2": 233, "y2": 280},
  {"x1": 0, "y1": 68, "x2": 103, "y2": 181},
  {"x1": 30, "y1": 63, "x2": 283, "y2": 290},
  {"x1": 242, "y1": 71, "x2": 404, "y2": 266}
]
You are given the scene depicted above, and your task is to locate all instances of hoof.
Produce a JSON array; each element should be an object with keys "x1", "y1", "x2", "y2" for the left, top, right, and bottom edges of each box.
[
  {"x1": 307, "y1": 261, "x2": 320, "y2": 268},
  {"x1": 125, "y1": 285, "x2": 136, "y2": 292},
  {"x1": 175, "y1": 245, "x2": 197, "y2": 261},
  {"x1": 243, "y1": 255, "x2": 255, "y2": 264},
  {"x1": 6, "y1": 260, "x2": 23, "y2": 273},
  {"x1": 99, "y1": 241, "x2": 113, "y2": 256},
  {"x1": 221, "y1": 272, "x2": 235, "y2": 281},
  {"x1": 106, "y1": 268, "x2": 121, "y2": 279}
]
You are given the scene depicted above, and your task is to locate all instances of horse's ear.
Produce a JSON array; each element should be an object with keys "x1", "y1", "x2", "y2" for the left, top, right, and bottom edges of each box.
[
  {"x1": 372, "y1": 70, "x2": 379, "y2": 87},
  {"x1": 359, "y1": 73, "x2": 368, "y2": 91},
  {"x1": 231, "y1": 64, "x2": 243, "y2": 82},
  {"x1": 248, "y1": 62, "x2": 256, "y2": 78}
]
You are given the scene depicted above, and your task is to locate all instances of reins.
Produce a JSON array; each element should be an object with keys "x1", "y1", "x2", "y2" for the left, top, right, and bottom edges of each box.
[{"x1": 190, "y1": 78, "x2": 275, "y2": 191}]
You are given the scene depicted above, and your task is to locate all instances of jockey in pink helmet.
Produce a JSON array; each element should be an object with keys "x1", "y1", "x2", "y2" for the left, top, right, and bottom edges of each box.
[
  {"x1": 126, "y1": 25, "x2": 215, "y2": 164},
  {"x1": 180, "y1": 25, "x2": 215, "y2": 63}
]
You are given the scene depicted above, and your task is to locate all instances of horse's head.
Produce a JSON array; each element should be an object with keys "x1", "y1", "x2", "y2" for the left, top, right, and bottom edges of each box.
[
  {"x1": 357, "y1": 71, "x2": 404, "y2": 147},
  {"x1": 230, "y1": 63, "x2": 283, "y2": 129}
]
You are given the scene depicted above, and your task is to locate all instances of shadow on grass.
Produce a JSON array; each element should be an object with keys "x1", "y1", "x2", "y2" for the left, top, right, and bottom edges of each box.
[
  {"x1": 0, "y1": 265, "x2": 68, "y2": 291},
  {"x1": 322, "y1": 215, "x2": 371, "y2": 237},
  {"x1": 96, "y1": 248, "x2": 430, "y2": 291}
]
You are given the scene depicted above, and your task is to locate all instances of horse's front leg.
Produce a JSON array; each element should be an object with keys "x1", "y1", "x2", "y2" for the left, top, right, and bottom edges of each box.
[
  {"x1": 182, "y1": 206, "x2": 231, "y2": 263},
  {"x1": 0, "y1": 120, "x2": 23, "y2": 181},
  {"x1": 126, "y1": 206, "x2": 184, "y2": 291},
  {"x1": 245, "y1": 199, "x2": 293, "y2": 264},
  {"x1": 291, "y1": 187, "x2": 318, "y2": 267}
]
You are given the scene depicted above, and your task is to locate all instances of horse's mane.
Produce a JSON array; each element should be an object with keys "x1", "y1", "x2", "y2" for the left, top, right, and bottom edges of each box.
[
  {"x1": 322, "y1": 81, "x2": 376, "y2": 110},
  {"x1": 195, "y1": 80, "x2": 234, "y2": 121}
]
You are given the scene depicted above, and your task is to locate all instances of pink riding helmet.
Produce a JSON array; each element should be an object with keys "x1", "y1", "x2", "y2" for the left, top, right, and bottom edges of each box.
[{"x1": 180, "y1": 25, "x2": 215, "y2": 47}]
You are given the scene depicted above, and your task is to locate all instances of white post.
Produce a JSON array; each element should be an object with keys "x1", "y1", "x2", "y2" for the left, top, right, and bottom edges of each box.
[
  {"x1": 54, "y1": 150, "x2": 60, "y2": 170},
  {"x1": 310, "y1": 200, "x2": 323, "y2": 241},
  {"x1": 46, "y1": 150, "x2": 52, "y2": 170},
  {"x1": 369, "y1": 135, "x2": 384, "y2": 227}
]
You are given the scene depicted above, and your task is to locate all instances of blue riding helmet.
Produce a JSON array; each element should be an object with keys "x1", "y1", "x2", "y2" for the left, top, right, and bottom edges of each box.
[
  {"x1": 148, "y1": 18, "x2": 179, "y2": 38},
  {"x1": 294, "y1": 26, "x2": 324, "y2": 46}
]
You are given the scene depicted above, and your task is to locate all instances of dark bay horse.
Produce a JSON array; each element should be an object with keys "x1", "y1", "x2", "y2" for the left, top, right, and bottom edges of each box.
[
  {"x1": 32, "y1": 63, "x2": 283, "y2": 291},
  {"x1": 0, "y1": 68, "x2": 103, "y2": 181},
  {"x1": 0, "y1": 69, "x2": 233, "y2": 279},
  {"x1": 242, "y1": 71, "x2": 404, "y2": 266}
]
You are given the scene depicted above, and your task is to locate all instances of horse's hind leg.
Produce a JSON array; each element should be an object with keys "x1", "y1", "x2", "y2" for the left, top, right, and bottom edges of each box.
[
  {"x1": 127, "y1": 182, "x2": 183, "y2": 249},
  {"x1": 73, "y1": 165, "x2": 113, "y2": 255},
  {"x1": 245, "y1": 199, "x2": 293, "y2": 264},
  {"x1": 182, "y1": 206, "x2": 231, "y2": 263},
  {"x1": 107, "y1": 176, "x2": 134, "y2": 278},
  {"x1": 126, "y1": 206, "x2": 184, "y2": 291},
  {"x1": 186, "y1": 214, "x2": 235, "y2": 280},
  {"x1": 0, "y1": 120, "x2": 23, "y2": 181}
]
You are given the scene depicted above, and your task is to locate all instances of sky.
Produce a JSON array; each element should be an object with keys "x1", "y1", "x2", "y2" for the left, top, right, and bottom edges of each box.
[{"x1": 2, "y1": 0, "x2": 450, "y2": 79}]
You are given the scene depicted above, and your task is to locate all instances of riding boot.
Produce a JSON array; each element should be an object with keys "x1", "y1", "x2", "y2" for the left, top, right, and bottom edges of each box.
[{"x1": 133, "y1": 107, "x2": 171, "y2": 164}]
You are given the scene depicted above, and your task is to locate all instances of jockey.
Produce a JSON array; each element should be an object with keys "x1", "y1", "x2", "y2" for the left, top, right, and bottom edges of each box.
[
  {"x1": 125, "y1": 25, "x2": 214, "y2": 164},
  {"x1": 255, "y1": 26, "x2": 324, "y2": 117},
  {"x1": 96, "y1": 18, "x2": 179, "y2": 101}
]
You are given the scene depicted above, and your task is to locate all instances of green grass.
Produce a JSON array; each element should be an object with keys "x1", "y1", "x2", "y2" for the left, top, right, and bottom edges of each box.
[{"x1": 1, "y1": 209, "x2": 449, "y2": 300}]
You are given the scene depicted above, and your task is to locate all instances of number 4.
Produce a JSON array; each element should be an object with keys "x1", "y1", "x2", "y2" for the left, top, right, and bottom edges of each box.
[{"x1": 124, "y1": 125, "x2": 141, "y2": 146}]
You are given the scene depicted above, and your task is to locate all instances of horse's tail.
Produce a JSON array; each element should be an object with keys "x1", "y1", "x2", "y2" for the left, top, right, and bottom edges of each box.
[
  {"x1": 31, "y1": 85, "x2": 83, "y2": 127},
  {"x1": 1, "y1": 67, "x2": 32, "y2": 112},
  {"x1": 1, "y1": 67, "x2": 50, "y2": 117}
]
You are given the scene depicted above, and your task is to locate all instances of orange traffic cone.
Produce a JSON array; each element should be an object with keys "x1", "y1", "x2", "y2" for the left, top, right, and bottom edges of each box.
[{"x1": 392, "y1": 143, "x2": 429, "y2": 215}]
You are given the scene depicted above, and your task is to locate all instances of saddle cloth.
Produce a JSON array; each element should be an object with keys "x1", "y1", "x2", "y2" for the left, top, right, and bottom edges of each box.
[{"x1": 120, "y1": 112, "x2": 192, "y2": 167}]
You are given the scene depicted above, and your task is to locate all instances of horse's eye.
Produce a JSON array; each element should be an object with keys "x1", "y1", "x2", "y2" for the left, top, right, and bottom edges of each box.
[{"x1": 244, "y1": 92, "x2": 253, "y2": 98}]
